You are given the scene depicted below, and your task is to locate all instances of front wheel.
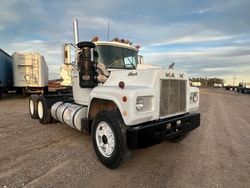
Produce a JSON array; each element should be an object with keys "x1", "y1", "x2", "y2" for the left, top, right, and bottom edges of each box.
[{"x1": 92, "y1": 110, "x2": 130, "y2": 169}]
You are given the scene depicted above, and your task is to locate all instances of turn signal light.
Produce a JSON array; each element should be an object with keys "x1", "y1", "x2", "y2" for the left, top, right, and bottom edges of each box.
[{"x1": 122, "y1": 96, "x2": 127, "y2": 102}]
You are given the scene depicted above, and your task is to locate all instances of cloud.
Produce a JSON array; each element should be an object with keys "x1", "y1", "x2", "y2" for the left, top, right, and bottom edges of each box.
[
  {"x1": 141, "y1": 45, "x2": 250, "y2": 82},
  {"x1": 152, "y1": 34, "x2": 235, "y2": 46},
  {"x1": 197, "y1": 0, "x2": 236, "y2": 14}
]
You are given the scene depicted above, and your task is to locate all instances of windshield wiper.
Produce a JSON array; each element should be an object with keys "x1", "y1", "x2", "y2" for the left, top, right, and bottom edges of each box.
[
  {"x1": 107, "y1": 59, "x2": 120, "y2": 69},
  {"x1": 126, "y1": 57, "x2": 136, "y2": 69}
]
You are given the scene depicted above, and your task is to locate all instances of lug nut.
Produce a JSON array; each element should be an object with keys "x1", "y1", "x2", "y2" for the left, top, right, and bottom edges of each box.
[{"x1": 166, "y1": 123, "x2": 172, "y2": 130}]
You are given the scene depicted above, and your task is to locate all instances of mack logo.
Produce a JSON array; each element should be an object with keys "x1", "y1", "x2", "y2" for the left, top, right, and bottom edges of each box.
[
  {"x1": 128, "y1": 71, "x2": 137, "y2": 76},
  {"x1": 166, "y1": 72, "x2": 175, "y2": 78},
  {"x1": 166, "y1": 72, "x2": 184, "y2": 78}
]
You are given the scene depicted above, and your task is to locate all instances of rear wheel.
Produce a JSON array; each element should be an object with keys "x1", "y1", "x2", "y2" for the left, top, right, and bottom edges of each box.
[
  {"x1": 29, "y1": 95, "x2": 39, "y2": 119},
  {"x1": 43, "y1": 86, "x2": 49, "y2": 94},
  {"x1": 92, "y1": 110, "x2": 130, "y2": 169},
  {"x1": 37, "y1": 96, "x2": 53, "y2": 124}
]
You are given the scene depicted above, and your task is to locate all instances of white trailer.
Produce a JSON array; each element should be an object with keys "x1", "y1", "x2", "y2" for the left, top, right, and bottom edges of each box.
[
  {"x1": 191, "y1": 81, "x2": 201, "y2": 87},
  {"x1": 12, "y1": 52, "x2": 48, "y2": 93},
  {"x1": 28, "y1": 19, "x2": 200, "y2": 169},
  {"x1": 214, "y1": 83, "x2": 223, "y2": 88}
]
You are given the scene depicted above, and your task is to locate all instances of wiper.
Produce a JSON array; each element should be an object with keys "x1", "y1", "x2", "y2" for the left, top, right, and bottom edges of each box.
[
  {"x1": 126, "y1": 57, "x2": 136, "y2": 69},
  {"x1": 107, "y1": 58, "x2": 136, "y2": 69},
  {"x1": 107, "y1": 59, "x2": 119, "y2": 69}
]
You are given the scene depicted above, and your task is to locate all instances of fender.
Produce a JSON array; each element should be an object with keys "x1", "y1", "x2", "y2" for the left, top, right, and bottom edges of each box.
[
  {"x1": 88, "y1": 85, "x2": 155, "y2": 125},
  {"x1": 88, "y1": 86, "x2": 125, "y2": 121}
]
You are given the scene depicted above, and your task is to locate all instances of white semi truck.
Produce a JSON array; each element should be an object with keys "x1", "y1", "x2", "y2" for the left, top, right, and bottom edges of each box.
[{"x1": 28, "y1": 19, "x2": 200, "y2": 168}]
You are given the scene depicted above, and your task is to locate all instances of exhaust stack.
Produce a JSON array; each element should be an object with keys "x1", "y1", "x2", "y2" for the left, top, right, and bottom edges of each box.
[
  {"x1": 72, "y1": 18, "x2": 97, "y2": 88},
  {"x1": 73, "y1": 18, "x2": 79, "y2": 45}
]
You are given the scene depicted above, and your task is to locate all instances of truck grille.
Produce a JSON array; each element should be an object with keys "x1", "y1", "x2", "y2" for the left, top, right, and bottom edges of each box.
[{"x1": 160, "y1": 79, "x2": 186, "y2": 117}]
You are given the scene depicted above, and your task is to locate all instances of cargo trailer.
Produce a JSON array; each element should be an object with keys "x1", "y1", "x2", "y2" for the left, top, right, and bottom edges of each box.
[
  {"x1": 12, "y1": 52, "x2": 49, "y2": 94},
  {"x1": 0, "y1": 48, "x2": 13, "y2": 97}
]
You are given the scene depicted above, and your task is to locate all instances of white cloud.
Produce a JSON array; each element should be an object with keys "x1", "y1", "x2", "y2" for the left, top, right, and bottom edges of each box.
[
  {"x1": 141, "y1": 45, "x2": 250, "y2": 82},
  {"x1": 197, "y1": 0, "x2": 242, "y2": 14},
  {"x1": 152, "y1": 34, "x2": 234, "y2": 46}
]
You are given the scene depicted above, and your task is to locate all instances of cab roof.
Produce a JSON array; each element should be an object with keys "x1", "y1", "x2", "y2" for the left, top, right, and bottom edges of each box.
[{"x1": 94, "y1": 41, "x2": 139, "y2": 52}]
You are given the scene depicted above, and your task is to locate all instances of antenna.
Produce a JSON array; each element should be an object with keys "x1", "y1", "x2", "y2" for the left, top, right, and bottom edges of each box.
[{"x1": 107, "y1": 20, "x2": 110, "y2": 41}]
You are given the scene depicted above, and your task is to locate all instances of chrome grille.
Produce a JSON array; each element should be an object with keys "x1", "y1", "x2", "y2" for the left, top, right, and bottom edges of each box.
[{"x1": 160, "y1": 79, "x2": 186, "y2": 117}]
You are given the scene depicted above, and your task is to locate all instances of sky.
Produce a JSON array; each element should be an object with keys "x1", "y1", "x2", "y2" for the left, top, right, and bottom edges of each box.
[{"x1": 0, "y1": 0, "x2": 250, "y2": 85}]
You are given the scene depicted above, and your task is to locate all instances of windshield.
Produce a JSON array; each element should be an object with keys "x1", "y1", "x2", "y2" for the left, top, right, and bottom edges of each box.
[{"x1": 94, "y1": 45, "x2": 138, "y2": 69}]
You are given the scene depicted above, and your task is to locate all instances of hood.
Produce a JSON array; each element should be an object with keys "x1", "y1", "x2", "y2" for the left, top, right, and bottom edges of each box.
[{"x1": 104, "y1": 68, "x2": 188, "y2": 88}]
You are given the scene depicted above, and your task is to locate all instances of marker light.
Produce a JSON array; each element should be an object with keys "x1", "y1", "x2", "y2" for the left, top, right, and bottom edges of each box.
[
  {"x1": 122, "y1": 96, "x2": 127, "y2": 102},
  {"x1": 119, "y1": 81, "x2": 125, "y2": 89}
]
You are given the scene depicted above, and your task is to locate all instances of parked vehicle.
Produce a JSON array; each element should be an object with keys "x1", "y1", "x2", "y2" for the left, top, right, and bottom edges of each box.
[
  {"x1": 214, "y1": 83, "x2": 223, "y2": 88},
  {"x1": 0, "y1": 48, "x2": 13, "y2": 98},
  {"x1": 28, "y1": 19, "x2": 200, "y2": 168},
  {"x1": 12, "y1": 52, "x2": 49, "y2": 94},
  {"x1": 191, "y1": 81, "x2": 201, "y2": 87},
  {"x1": 238, "y1": 82, "x2": 250, "y2": 94}
]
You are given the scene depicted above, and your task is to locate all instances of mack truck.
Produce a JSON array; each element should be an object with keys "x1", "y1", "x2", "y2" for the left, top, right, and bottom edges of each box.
[{"x1": 28, "y1": 19, "x2": 200, "y2": 169}]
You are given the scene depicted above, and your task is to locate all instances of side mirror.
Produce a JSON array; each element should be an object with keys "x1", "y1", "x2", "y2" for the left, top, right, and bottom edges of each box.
[{"x1": 63, "y1": 44, "x2": 71, "y2": 65}]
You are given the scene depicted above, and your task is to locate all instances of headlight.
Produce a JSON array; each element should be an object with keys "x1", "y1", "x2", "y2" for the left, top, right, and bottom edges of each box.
[
  {"x1": 193, "y1": 93, "x2": 198, "y2": 102},
  {"x1": 136, "y1": 97, "x2": 144, "y2": 111}
]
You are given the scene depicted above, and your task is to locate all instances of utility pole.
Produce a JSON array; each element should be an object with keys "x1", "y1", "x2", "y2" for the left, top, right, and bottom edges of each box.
[{"x1": 233, "y1": 75, "x2": 236, "y2": 86}]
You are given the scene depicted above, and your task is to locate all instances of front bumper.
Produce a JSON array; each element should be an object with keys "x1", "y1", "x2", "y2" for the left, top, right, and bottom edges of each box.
[{"x1": 126, "y1": 113, "x2": 200, "y2": 149}]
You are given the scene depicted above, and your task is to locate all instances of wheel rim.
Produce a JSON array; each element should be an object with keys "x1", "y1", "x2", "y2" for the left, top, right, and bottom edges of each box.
[
  {"x1": 95, "y1": 121, "x2": 115, "y2": 158},
  {"x1": 37, "y1": 101, "x2": 43, "y2": 119},
  {"x1": 29, "y1": 99, "x2": 34, "y2": 115}
]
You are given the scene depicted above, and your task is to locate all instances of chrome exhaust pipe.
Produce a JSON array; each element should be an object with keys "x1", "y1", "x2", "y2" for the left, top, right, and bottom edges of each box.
[{"x1": 73, "y1": 18, "x2": 79, "y2": 45}]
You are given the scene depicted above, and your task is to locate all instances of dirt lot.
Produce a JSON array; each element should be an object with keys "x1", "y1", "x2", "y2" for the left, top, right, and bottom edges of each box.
[{"x1": 0, "y1": 88, "x2": 250, "y2": 188}]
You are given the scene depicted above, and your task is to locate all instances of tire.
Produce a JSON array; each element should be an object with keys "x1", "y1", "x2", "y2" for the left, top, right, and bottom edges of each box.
[
  {"x1": 167, "y1": 133, "x2": 190, "y2": 143},
  {"x1": 43, "y1": 86, "x2": 49, "y2": 94},
  {"x1": 37, "y1": 96, "x2": 53, "y2": 124},
  {"x1": 29, "y1": 95, "x2": 39, "y2": 119},
  {"x1": 92, "y1": 110, "x2": 130, "y2": 169}
]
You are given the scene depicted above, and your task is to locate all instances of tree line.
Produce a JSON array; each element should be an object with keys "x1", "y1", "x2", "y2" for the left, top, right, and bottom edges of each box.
[{"x1": 191, "y1": 77, "x2": 224, "y2": 87}]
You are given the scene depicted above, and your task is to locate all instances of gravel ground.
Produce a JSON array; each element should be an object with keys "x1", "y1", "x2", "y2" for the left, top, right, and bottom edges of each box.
[{"x1": 0, "y1": 88, "x2": 250, "y2": 188}]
